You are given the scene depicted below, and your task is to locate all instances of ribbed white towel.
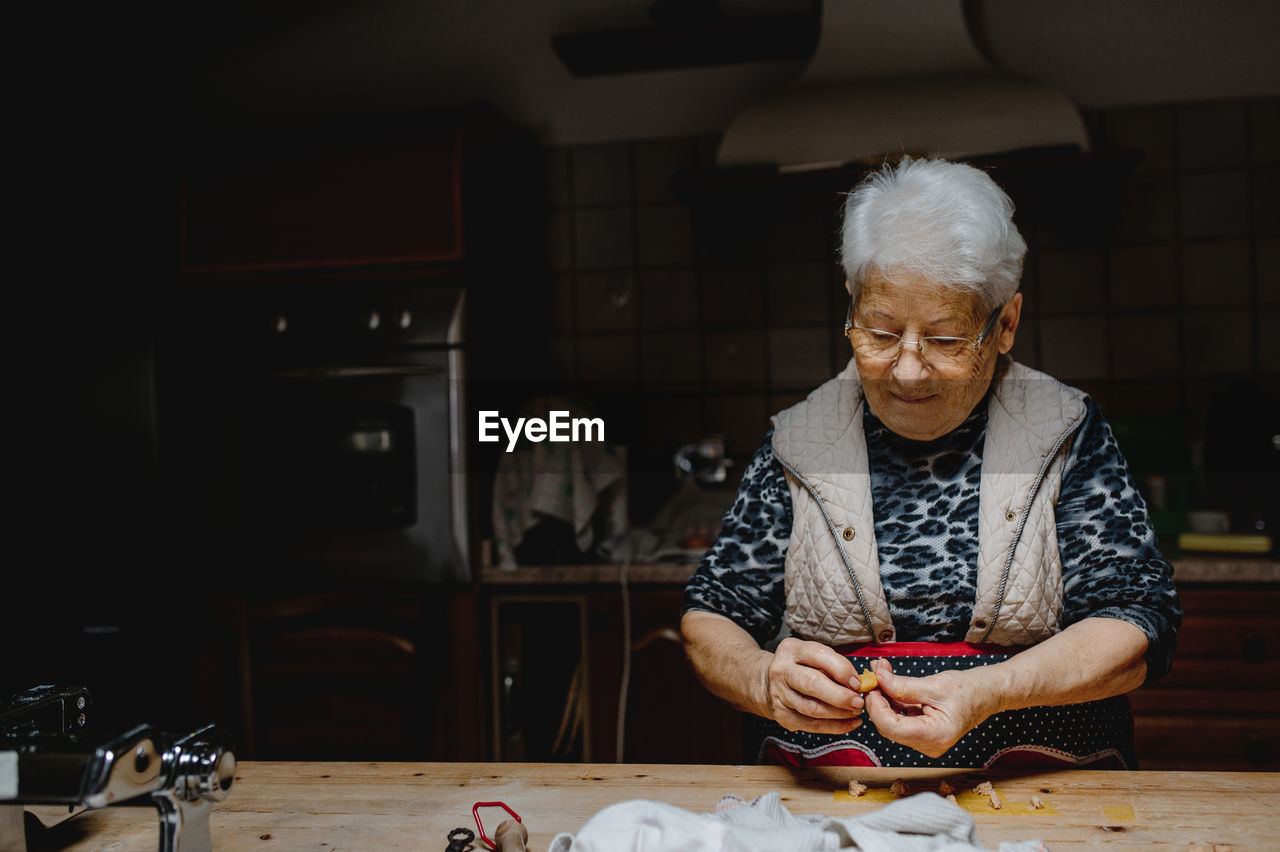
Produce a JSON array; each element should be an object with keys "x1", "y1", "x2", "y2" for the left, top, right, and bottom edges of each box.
[{"x1": 547, "y1": 791, "x2": 1046, "y2": 852}]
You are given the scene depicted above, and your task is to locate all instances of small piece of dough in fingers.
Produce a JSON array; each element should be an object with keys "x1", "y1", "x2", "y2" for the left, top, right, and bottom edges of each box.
[{"x1": 857, "y1": 669, "x2": 879, "y2": 693}]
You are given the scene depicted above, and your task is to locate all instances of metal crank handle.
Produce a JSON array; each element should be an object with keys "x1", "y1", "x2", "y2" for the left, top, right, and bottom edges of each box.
[{"x1": 493, "y1": 818, "x2": 528, "y2": 852}]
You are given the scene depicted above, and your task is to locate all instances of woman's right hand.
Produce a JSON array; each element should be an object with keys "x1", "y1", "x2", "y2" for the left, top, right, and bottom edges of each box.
[{"x1": 761, "y1": 637, "x2": 864, "y2": 734}]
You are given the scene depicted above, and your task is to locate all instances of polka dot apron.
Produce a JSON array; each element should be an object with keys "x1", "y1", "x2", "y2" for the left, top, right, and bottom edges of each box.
[{"x1": 758, "y1": 642, "x2": 1136, "y2": 769}]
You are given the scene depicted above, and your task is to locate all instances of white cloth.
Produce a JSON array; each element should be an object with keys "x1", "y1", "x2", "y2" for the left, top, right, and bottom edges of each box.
[{"x1": 547, "y1": 792, "x2": 1046, "y2": 852}]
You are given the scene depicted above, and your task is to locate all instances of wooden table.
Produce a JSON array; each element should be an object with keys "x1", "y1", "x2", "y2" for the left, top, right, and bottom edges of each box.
[{"x1": 29, "y1": 762, "x2": 1279, "y2": 850}]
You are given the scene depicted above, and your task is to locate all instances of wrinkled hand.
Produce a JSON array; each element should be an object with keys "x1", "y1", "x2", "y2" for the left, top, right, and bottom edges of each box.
[
  {"x1": 762, "y1": 638, "x2": 864, "y2": 734},
  {"x1": 863, "y1": 658, "x2": 1002, "y2": 758}
]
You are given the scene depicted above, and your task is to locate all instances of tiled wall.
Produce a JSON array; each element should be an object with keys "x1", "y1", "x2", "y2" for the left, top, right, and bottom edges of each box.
[{"x1": 538, "y1": 96, "x2": 1278, "y2": 520}]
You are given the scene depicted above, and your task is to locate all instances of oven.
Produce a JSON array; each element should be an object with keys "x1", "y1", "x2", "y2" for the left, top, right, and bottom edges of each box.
[{"x1": 159, "y1": 281, "x2": 471, "y2": 585}]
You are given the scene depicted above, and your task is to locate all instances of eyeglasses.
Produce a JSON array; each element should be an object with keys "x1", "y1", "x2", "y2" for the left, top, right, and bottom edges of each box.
[{"x1": 844, "y1": 300, "x2": 1004, "y2": 368}]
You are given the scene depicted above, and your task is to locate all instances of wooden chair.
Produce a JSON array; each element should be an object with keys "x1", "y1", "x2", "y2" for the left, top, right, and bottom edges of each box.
[{"x1": 226, "y1": 591, "x2": 429, "y2": 761}]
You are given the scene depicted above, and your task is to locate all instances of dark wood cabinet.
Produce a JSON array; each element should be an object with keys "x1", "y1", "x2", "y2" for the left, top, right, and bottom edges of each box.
[
  {"x1": 181, "y1": 106, "x2": 530, "y2": 275},
  {"x1": 1130, "y1": 585, "x2": 1280, "y2": 771},
  {"x1": 487, "y1": 583, "x2": 747, "y2": 765},
  {"x1": 587, "y1": 587, "x2": 748, "y2": 764}
]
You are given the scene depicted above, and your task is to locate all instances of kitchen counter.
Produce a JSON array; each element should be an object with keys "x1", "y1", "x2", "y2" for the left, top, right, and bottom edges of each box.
[
  {"x1": 481, "y1": 555, "x2": 1280, "y2": 586},
  {"x1": 41, "y1": 761, "x2": 1277, "y2": 850}
]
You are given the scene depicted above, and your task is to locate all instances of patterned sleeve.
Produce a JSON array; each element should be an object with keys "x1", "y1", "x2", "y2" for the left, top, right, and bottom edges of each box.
[
  {"x1": 682, "y1": 432, "x2": 792, "y2": 646},
  {"x1": 1056, "y1": 397, "x2": 1182, "y2": 683}
]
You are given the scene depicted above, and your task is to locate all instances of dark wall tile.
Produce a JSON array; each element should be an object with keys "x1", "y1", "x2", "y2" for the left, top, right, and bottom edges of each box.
[
  {"x1": 1182, "y1": 308, "x2": 1252, "y2": 376},
  {"x1": 1040, "y1": 315, "x2": 1108, "y2": 381},
  {"x1": 1102, "y1": 105, "x2": 1178, "y2": 173},
  {"x1": 548, "y1": 273, "x2": 575, "y2": 334},
  {"x1": 1038, "y1": 248, "x2": 1107, "y2": 313},
  {"x1": 1182, "y1": 240, "x2": 1252, "y2": 307},
  {"x1": 1250, "y1": 98, "x2": 1280, "y2": 166},
  {"x1": 577, "y1": 335, "x2": 638, "y2": 389},
  {"x1": 547, "y1": 211, "x2": 573, "y2": 271},
  {"x1": 1114, "y1": 174, "x2": 1178, "y2": 242},
  {"x1": 1252, "y1": 167, "x2": 1280, "y2": 235},
  {"x1": 766, "y1": 261, "x2": 832, "y2": 325},
  {"x1": 1009, "y1": 315, "x2": 1039, "y2": 369},
  {"x1": 1104, "y1": 381, "x2": 1182, "y2": 415},
  {"x1": 696, "y1": 218, "x2": 768, "y2": 264},
  {"x1": 829, "y1": 326, "x2": 853, "y2": 374},
  {"x1": 827, "y1": 263, "x2": 850, "y2": 317},
  {"x1": 1071, "y1": 380, "x2": 1111, "y2": 412},
  {"x1": 1109, "y1": 311, "x2": 1179, "y2": 379},
  {"x1": 701, "y1": 264, "x2": 765, "y2": 328},
  {"x1": 1032, "y1": 219, "x2": 1075, "y2": 250},
  {"x1": 547, "y1": 336, "x2": 576, "y2": 382},
  {"x1": 634, "y1": 138, "x2": 697, "y2": 204},
  {"x1": 1017, "y1": 257, "x2": 1040, "y2": 316},
  {"x1": 1177, "y1": 102, "x2": 1249, "y2": 170},
  {"x1": 1182, "y1": 379, "x2": 1221, "y2": 429},
  {"x1": 573, "y1": 207, "x2": 633, "y2": 269},
  {"x1": 1179, "y1": 170, "x2": 1250, "y2": 238},
  {"x1": 543, "y1": 147, "x2": 571, "y2": 209},
  {"x1": 1258, "y1": 236, "x2": 1280, "y2": 305},
  {"x1": 640, "y1": 394, "x2": 705, "y2": 451},
  {"x1": 637, "y1": 268, "x2": 699, "y2": 329},
  {"x1": 769, "y1": 327, "x2": 834, "y2": 391},
  {"x1": 570, "y1": 143, "x2": 631, "y2": 207},
  {"x1": 640, "y1": 331, "x2": 702, "y2": 393},
  {"x1": 1109, "y1": 244, "x2": 1178, "y2": 310},
  {"x1": 575, "y1": 271, "x2": 636, "y2": 332},
  {"x1": 770, "y1": 391, "x2": 806, "y2": 414},
  {"x1": 704, "y1": 394, "x2": 770, "y2": 461},
  {"x1": 705, "y1": 330, "x2": 766, "y2": 391},
  {"x1": 1260, "y1": 307, "x2": 1280, "y2": 372},
  {"x1": 636, "y1": 204, "x2": 695, "y2": 267},
  {"x1": 767, "y1": 215, "x2": 832, "y2": 261}
]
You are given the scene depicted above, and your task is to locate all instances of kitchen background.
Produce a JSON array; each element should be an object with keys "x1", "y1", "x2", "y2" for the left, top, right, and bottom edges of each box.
[
  {"x1": 537, "y1": 102, "x2": 1278, "y2": 521},
  {"x1": 4, "y1": 0, "x2": 1277, "y2": 770}
]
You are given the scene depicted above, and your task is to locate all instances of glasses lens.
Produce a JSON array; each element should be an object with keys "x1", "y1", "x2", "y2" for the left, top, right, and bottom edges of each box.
[
  {"x1": 851, "y1": 330, "x2": 975, "y2": 366},
  {"x1": 920, "y1": 337, "x2": 971, "y2": 366},
  {"x1": 851, "y1": 329, "x2": 900, "y2": 359}
]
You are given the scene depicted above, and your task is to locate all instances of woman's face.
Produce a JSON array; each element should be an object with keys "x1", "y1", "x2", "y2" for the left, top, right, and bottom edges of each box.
[{"x1": 850, "y1": 269, "x2": 1021, "y2": 442}]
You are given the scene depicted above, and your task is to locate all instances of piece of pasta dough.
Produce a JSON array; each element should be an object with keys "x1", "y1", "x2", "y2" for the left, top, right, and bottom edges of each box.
[{"x1": 857, "y1": 670, "x2": 879, "y2": 692}]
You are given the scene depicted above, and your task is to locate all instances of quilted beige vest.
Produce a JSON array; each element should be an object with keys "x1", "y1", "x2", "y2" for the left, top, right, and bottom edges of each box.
[{"x1": 770, "y1": 357, "x2": 1087, "y2": 647}]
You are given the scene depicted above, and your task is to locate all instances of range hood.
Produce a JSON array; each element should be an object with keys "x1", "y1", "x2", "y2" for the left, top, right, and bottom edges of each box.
[{"x1": 716, "y1": 0, "x2": 1089, "y2": 171}]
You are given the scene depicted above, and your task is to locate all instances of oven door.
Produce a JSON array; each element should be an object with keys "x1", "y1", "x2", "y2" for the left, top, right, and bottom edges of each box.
[{"x1": 232, "y1": 350, "x2": 469, "y2": 584}]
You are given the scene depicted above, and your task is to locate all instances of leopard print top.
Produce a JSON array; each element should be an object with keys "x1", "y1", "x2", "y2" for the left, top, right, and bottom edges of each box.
[{"x1": 684, "y1": 395, "x2": 1181, "y2": 681}]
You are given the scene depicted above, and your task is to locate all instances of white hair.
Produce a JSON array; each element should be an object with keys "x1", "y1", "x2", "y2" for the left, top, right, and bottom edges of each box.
[{"x1": 839, "y1": 158, "x2": 1026, "y2": 310}]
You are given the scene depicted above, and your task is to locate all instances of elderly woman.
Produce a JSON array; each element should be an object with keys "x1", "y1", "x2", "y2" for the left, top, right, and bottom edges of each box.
[{"x1": 681, "y1": 158, "x2": 1180, "y2": 769}]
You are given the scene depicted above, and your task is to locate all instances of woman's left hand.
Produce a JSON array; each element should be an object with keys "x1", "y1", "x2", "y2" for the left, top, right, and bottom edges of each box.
[{"x1": 862, "y1": 658, "x2": 1002, "y2": 758}]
